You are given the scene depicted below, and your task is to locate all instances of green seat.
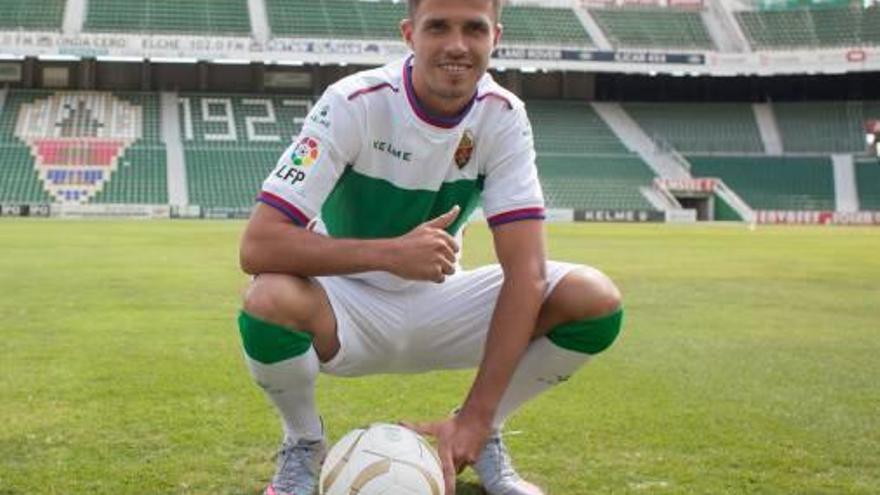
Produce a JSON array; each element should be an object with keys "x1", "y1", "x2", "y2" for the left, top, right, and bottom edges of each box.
[
  {"x1": 0, "y1": 0, "x2": 64, "y2": 29},
  {"x1": 775, "y1": 101, "x2": 869, "y2": 153},
  {"x1": 626, "y1": 103, "x2": 764, "y2": 153},
  {"x1": 590, "y1": 7, "x2": 714, "y2": 49},
  {"x1": 179, "y1": 94, "x2": 311, "y2": 208},
  {"x1": 86, "y1": 0, "x2": 251, "y2": 34},
  {"x1": 529, "y1": 100, "x2": 631, "y2": 155},
  {"x1": 737, "y1": 6, "x2": 880, "y2": 49},
  {"x1": 538, "y1": 155, "x2": 655, "y2": 210},
  {"x1": 0, "y1": 90, "x2": 167, "y2": 205},
  {"x1": 501, "y1": 6, "x2": 593, "y2": 46},
  {"x1": 689, "y1": 156, "x2": 835, "y2": 211},
  {"x1": 266, "y1": 0, "x2": 592, "y2": 45},
  {"x1": 855, "y1": 159, "x2": 880, "y2": 211},
  {"x1": 528, "y1": 100, "x2": 656, "y2": 210}
]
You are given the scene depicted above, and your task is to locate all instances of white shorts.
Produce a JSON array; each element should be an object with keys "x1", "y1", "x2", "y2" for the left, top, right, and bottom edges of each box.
[{"x1": 316, "y1": 261, "x2": 580, "y2": 377}]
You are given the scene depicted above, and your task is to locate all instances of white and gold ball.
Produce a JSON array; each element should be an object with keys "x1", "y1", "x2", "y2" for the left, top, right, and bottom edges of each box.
[{"x1": 319, "y1": 423, "x2": 444, "y2": 495}]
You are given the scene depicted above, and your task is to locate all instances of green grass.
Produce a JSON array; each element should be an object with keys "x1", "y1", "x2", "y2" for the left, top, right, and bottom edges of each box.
[{"x1": 1, "y1": 220, "x2": 878, "y2": 494}]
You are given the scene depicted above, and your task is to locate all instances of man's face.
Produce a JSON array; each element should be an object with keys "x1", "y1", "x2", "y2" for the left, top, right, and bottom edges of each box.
[{"x1": 402, "y1": 0, "x2": 501, "y2": 106}]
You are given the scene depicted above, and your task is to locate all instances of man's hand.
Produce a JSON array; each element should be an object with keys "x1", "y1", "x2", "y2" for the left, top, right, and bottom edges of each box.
[
  {"x1": 387, "y1": 206, "x2": 461, "y2": 283},
  {"x1": 405, "y1": 413, "x2": 491, "y2": 495}
]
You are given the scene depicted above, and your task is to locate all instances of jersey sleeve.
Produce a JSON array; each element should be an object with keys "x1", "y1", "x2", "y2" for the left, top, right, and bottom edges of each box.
[
  {"x1": 481, "y1": 106, "x2": 546, "y2": 227},
  {"x1": 258, "y1": 87, "x2": 361, "y2": 226}
]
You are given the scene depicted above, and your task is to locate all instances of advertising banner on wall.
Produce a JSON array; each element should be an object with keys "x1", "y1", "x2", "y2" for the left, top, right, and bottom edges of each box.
[
  {"x1": 2, "y1": 30, "x2": 878, "y2": 75},
  {"x1": 0, "y1": 203, "x2": 51, "y2": 217},
  {"x1": 575, "y1": 210, "x2": 666, "y2": 222},
  {"x1": 756, "y1": 210, "x2": 880, "y2": 225},
  {"x1": 51, "y1": 203, "x2": 171, "y2": 219}
]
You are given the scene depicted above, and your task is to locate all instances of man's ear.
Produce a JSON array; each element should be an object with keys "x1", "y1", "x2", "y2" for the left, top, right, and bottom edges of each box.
[
  {"x1": 493, "y1": 23, "x2": 503, "y2": 47},
  {"x1": 400, "y1": 18, "x2": 414, "y2": 50}
]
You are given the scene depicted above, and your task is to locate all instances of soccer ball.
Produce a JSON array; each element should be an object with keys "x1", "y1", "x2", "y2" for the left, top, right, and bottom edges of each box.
[{"x1": 319, "y1": 423, "x2": 444, "y2": 495}]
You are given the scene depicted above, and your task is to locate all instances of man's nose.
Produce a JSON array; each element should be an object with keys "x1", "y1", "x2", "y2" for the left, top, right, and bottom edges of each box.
[{"x1": 444, "y1": 29, "x2": 468, "y2": 56}]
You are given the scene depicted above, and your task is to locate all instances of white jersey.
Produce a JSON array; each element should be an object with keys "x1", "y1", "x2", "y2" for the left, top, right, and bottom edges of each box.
[{"x1": 260, "y1": 56, "x2": 545, "y2": 290}]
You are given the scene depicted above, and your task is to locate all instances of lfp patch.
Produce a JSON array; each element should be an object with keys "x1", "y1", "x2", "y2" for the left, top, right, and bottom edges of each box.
[{"x1": 292, "y1": 136, "x2": 321, "y2": 168}]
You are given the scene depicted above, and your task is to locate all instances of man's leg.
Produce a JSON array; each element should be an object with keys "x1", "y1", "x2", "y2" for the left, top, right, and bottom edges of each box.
[
  {"x1": 239, "y1": 274, "x2": 340, "y2": 495},
  {"x1": 474, "y1": 265, "x2": 623, "y2": 495},
  {"x1": 491, "y1": 265, "x2": 622, "y2": 428}
]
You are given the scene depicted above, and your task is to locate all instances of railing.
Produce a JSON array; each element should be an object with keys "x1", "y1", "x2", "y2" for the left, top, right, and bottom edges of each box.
[
  {"x1": 651, "y1": 133, "x2": 693, "y2": 175},
  {"x1": 714, "y1": 178, "x2": 756, "y2": 223},
  {"x1": 641, "y1": 183, "x2": 682, "y2": 210}
]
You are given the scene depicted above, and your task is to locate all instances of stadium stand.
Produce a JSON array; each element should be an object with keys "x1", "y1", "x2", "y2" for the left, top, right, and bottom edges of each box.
[
  {"x1": 179, "y1": 94, "x2": 310, "y2": 208},
  {"x1": 0, "y1": 91, "x2": 72, "y2": 204},
  {"x1": 0, "y1": 0, "x2": 65, "y2": 30},
  {"x1": 736, "y1": 5, "x2": 880, "y2": 49},
  {"x1": 4, "y1": 88, "x2": 877, "y2": 215},
  {"x1": 625, "y1": 103, "x2": 765, "y2": 154},
  {"x1": 93, "y1": 146, "x2": 168, "y2": 204},
  {"x1": 528, "y1": 100, "x2": 656, "y2": 210},
  {"x1": 0, "y1": 90, "x2": 167, "y2": 205},
  {"x1": 688, "y1": 156, "x2": 836, "y2": 210},
  {"x1": 93, "y1": 93, "x2": 167, "y2": 205},
  {"x1": 264, "y1": 0, "x2": 402, "y2": 39},
  {"x1": 529, "y1": 100, "x2": 631, "y2": 155},
  {"x1": 3, "y1": 0, "x2": 880, "y2": 221},
  {"x1": 85, "y1": 0, "x2": 251, "y2": 34},
  {"x1": 497, "y1": 5, "x2": 594, "y2": 46},
  {"x1": 774, "y1": 101, "x2": 871, "y2": 154},
  {"x1": 589, "y1": 6, "x2": 714, "y2": 50},
  {"x1": 0, "y1": 142, "x2": 52, "y2": 203},
  {"x1": 264, "y1": 0, "x2": 593, "y2": 45},
  {"x1": 538, "y1": 155, "x2": 656, "y2": 210},
  {"x1": 855, "y1": 158, "x2": 880, "y2": 210}
]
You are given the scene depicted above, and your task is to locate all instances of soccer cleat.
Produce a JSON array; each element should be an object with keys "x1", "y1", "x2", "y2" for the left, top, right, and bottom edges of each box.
[
  {"x1": 264, "y1": 437, "x2": 327, "y2": 495},
  {"x1": 473, "y1": 432, "x2": 545, "y2": 495}
]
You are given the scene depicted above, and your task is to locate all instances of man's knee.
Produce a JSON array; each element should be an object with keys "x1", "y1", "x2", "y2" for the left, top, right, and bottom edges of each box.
[
  {"x1": 241, "y1": 274, "x2": 342, "y2": 363},
  {"x1": 239, "y1": 274, "x2": 319, "y2": 365},
  {"x1": 550, "y1": 267, "x2": 622, "y2": 321},
  {"x1": 545, "y1": 267, "x2": 623, "y2": 355},
  {"x1": 242, "y1": 274, "x2": 315, "y2": 330}
]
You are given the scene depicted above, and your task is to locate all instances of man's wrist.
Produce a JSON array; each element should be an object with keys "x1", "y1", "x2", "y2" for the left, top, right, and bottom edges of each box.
[
  {"x1": 362, "y1": 238, "x2": 397, "y2": 273},
  {"x1": 457, "y1": 401, "x2": 495, "y2": 429}
]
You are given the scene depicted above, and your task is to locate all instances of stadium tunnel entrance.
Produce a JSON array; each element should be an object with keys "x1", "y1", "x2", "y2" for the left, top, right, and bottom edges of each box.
[{"x1": 676, "y1": 195, "x2": 713, "y2": 221}]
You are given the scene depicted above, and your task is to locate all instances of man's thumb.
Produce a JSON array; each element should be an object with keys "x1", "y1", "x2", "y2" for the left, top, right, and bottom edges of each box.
[{"x1": 425, "y1": 205, "x2": 460, "y2": 229}]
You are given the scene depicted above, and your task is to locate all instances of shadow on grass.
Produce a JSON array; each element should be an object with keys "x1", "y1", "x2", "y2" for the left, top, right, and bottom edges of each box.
[
  {"x1": 246, "y1": 481, "x2": 484, "y2": 494},
  {"x1": 455, "y1": 480, "x2": 486, "y2": 494}
]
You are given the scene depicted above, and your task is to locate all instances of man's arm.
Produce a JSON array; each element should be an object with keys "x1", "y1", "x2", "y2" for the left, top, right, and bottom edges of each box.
[
  {"x1": 457, "y1": 218, "x2": 546, "y2": 429},
  {"x1": 411, "y1": 218, "x2": 546, "y2": 494},
  {"x1": 240, "y1": 202, "x2": 461, "y2": 282}
]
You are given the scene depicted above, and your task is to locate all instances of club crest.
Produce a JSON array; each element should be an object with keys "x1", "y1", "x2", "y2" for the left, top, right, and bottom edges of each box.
[
  {"x1": 454, "y1": 130, "x2": 475, "y2": 169},
  {"x1": 14, "y1": 92, "x2": 143, "y2": 204}
]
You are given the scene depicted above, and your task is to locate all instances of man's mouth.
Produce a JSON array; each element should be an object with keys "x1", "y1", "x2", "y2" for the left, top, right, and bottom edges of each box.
[{"x1": 438, "y1": 63, "x2": 471, "y2": 74}]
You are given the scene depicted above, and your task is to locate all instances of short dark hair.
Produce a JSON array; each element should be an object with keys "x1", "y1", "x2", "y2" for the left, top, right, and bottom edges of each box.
[{"x1": 407, "y1": 0, "x2": 503, "y2": 21}]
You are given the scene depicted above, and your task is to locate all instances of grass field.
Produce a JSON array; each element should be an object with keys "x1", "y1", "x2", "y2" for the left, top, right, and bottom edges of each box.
[{"x1": 1, "y1": 220, "x2": 878, "y2": 494}]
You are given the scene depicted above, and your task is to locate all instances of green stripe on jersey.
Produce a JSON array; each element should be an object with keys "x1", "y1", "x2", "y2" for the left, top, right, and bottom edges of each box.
[{"x1": 322, "y1": 168, "x2": 483, "y2": 239}]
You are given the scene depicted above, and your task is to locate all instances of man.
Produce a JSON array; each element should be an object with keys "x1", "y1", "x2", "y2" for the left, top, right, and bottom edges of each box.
[{"x1": 238, "y1": 0, "x2": 624, "y2": 493}]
